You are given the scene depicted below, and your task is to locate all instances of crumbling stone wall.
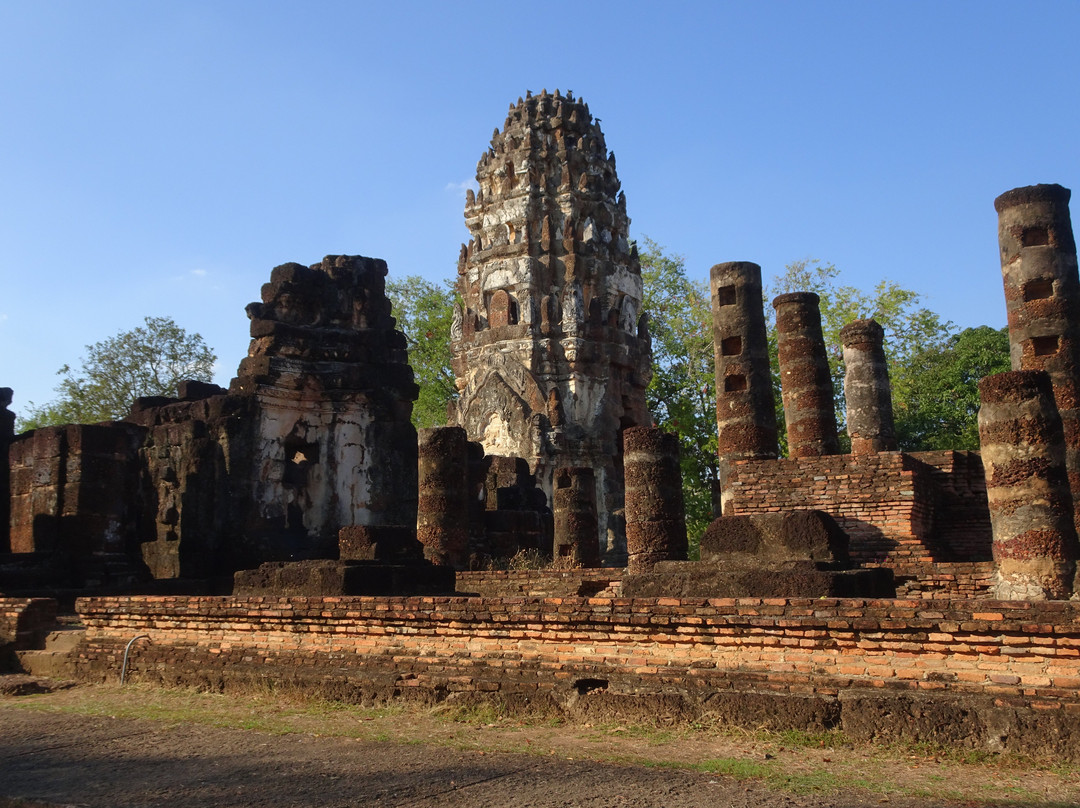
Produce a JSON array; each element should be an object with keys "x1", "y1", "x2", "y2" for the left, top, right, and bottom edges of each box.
[
  {"x1": 231, "y1": 255, "x2": 419, "y2": 563},
  {"x1": 450, "y1": 90, "x2": 652, "y2": 563},
  {"x1": 8, "y1": 423, "x2": 146, "y2": 586},
  {"x1": 470, "y1": 454, "x2": 551, "y2": 564},
  {"x1": 0, "y1": 598, "x2": 56, "y2": 666},
  {"x1": 128, "y1": 386, "x2": 249, "y2": 578},
  {"x1": 5, "y1": 255, "x2": 419, "y2": 583}
]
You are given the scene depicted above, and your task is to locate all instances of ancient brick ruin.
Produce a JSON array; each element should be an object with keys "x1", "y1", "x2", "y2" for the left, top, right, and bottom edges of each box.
[
  {"x1": 4, "y1": 94, "x2": 1080, "y2": 759},
  {"x1": 449, "y1": 89, "x2": 653, "y2": 563},
  {"x1": 5, "y1": 255, "x2": 423, "y2": 588}
]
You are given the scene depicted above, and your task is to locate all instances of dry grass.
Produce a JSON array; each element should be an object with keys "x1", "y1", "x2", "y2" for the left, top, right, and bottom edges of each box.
[{"x1": 4, "y1": 681, "x2": 1080, "y2": 805}]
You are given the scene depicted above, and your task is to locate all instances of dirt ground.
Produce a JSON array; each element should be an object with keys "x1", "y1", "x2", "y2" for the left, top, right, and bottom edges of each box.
[{"x1": 0, "y1": 677, "x2": 1077, "y2": 808}]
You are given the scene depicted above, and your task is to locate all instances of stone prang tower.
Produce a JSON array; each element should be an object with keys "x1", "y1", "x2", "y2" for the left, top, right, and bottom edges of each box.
[{"x1": 450, "y1": 90, "x2": 653, "y2": 562}]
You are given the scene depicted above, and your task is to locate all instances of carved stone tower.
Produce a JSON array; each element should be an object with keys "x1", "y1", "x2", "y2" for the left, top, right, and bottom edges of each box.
[{"x1": 449, "y1": 90, "x2": 653, "y2": 562}]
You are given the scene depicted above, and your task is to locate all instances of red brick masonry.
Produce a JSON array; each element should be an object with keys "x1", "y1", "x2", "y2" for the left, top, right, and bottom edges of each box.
[{"x1": 69, "y1": 594, "x2": 1080, "y2": 758}]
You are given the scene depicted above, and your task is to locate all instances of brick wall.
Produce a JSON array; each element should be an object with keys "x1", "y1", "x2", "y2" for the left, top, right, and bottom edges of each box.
[
  {"x1": 883, "y1": 561, "x2": 997, "y2": 600},
  {"x1": 726, "y1": 451, "x2": 992, "y2": 564},
  {"x1": 0, "y1": 598, "x2": 57, "y2": 667},
  {"x1": 455, "y1": 569, "x2": 622, "y2": 598},
  {"x1": 71, "y1": 594, "x2": 1080, "y2": 758}
]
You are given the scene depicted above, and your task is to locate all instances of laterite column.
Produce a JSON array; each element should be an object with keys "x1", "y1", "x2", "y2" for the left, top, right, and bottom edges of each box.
[
  {"x1": 995, "y1": 184, "x2": 1080, "y2": 536},
  {"x1": 552, "y1": 466, "x2": 600, "y2": 567},
  {"x1": 840, "y1": 319, "x2": 897, "y2": 454},
  {"x1": 710, "y1": 262, "x2": 779, "y2": 514},
  {"x1": 773, "y1": 292, "x2": 840, "y2": 457},
  {"x1": 978, "y1": 370, "x2": 1078, "y2": 599},
  {"x1": 416, "y1": 426, "x2": 469, "y2": 568},
  {"x1": 623, "y1": 426, "x2": 687, "y2": 573}
]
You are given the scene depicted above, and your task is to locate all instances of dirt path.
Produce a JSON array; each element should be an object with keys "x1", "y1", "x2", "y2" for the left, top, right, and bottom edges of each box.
[{"x1": 0, "y1": 680, "x2": 1076, "y2": 807}]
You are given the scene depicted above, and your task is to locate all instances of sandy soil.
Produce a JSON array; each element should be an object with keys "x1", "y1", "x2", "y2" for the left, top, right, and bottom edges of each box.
[{"x1": 0, "y1": 678, "x2": 1076, "y2": 808}]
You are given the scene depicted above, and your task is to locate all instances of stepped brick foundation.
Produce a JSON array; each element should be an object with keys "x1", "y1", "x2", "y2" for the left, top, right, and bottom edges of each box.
[
  {"x1": 726, "y1": 451, "x2": 992, "y2": 564},
  {"x1": 65, "y1": 594, "x2": 1080, "y2": 759}
]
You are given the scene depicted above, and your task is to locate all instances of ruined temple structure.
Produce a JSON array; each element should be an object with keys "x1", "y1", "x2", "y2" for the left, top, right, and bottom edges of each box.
[
  {"x1": 449, "y1": 89, "x2": 653, "y2": 563},
  {"x1": 4, "y1": 255, "x2": 424, "y2": 590},
  {"x1": 715, "y1": 282, "x2": 994, "y2": 596},
  {"x1": 9, "y1": 109, "x2": 1080, "y2": 761}
]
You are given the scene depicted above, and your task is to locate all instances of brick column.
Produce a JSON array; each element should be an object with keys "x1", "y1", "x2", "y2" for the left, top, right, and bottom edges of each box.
[
  {"x1": 773, "y1": 292, "x2": 840, "y2": 457},
  {"x1": 416, "y1": 427, "x2": 469, "y2": 568},
  {"x1": 978, "y1": 370, "x2": 1078, "y2": 599},
  {"x1": 552, "y1": 466, "x2": 599, "y2": 567},
  {"x1": 995, "y1": 183, "x2": 1080, "y2": 537},
  {"x1": 623, "y1": 426, "x2": 687, "y2": 572},
  {"x1": 840, "y1": 318, "x2": 897, "y2": 454},
  {"x1": 710, "y1": 262, "x2": 778, "y2": 514}
]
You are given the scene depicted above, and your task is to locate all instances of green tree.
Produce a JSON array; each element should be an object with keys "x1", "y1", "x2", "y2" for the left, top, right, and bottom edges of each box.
[
  {"x1": 638, "y1": 238, "x2": 718, "y2": 550},
  {"x1": 18, "y1": 316, "x2": 216, "y2": 431},
  {"x1": 895, "y1": 325, "x2": 1011, "y2": 450},
  {"x1": 385, "y1": 275, "x2": 458, "y2": 429},
  {"x1": 765, "y1": 260, "x2": 955, "y2": 451}
]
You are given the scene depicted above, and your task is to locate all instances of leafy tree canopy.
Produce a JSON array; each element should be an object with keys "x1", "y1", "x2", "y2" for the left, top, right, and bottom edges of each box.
[
  {"x1": 385, "y1": 275, "x2": 458, "y2": 429},
  {"x1": 638, "y1": 237, "x2": 717, "y2": 550},
  {"x1": 18, "y1": 316, "x2": 216, "y2": 431},
  {"x1": 895, "y1": 325, "x2": 1011, "y2": 450},
  {"x1": 765, "y1": 259, "x2": 958, "y2": 452}
]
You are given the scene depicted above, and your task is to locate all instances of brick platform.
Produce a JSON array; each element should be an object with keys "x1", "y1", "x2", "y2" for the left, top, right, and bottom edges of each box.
[{"x1": 63, "y1": 594, "x2": 1080, "y2": 758}]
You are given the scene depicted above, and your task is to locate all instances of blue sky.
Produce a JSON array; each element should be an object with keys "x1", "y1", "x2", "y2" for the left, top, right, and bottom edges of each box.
[{"x1": 2, "y1": 1, "x2": 1078, "y2": 420}]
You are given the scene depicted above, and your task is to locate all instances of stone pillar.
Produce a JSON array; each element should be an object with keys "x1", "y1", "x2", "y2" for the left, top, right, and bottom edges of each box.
[
  {"x1": 0, "y1": 388, "x2": 12, "y2": 554},
  {"x1": 773, "y1": 292, "x2": 840, "y2": 457},
  {"x1": 840, "y1": 319, "x2": 897, "y2": 454},
  {"x1": 623, "y1": 427, "x2": 687, "y2": 573},
  {"x1": 978, "y1": 370, "x2": 1078, "y2": 599},
  {"x1": 995, "y1": 184, "x2": 1080, "y2": 536},
  {"x1": 416, "y1": 427, "x2": 470, "y2": 569},
  {"x1": 710, "y1": 262, "x2": 778, "y2": 514},
  {"x1": 552, "y1": 466, "x2": 599, "y2": 567}
]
